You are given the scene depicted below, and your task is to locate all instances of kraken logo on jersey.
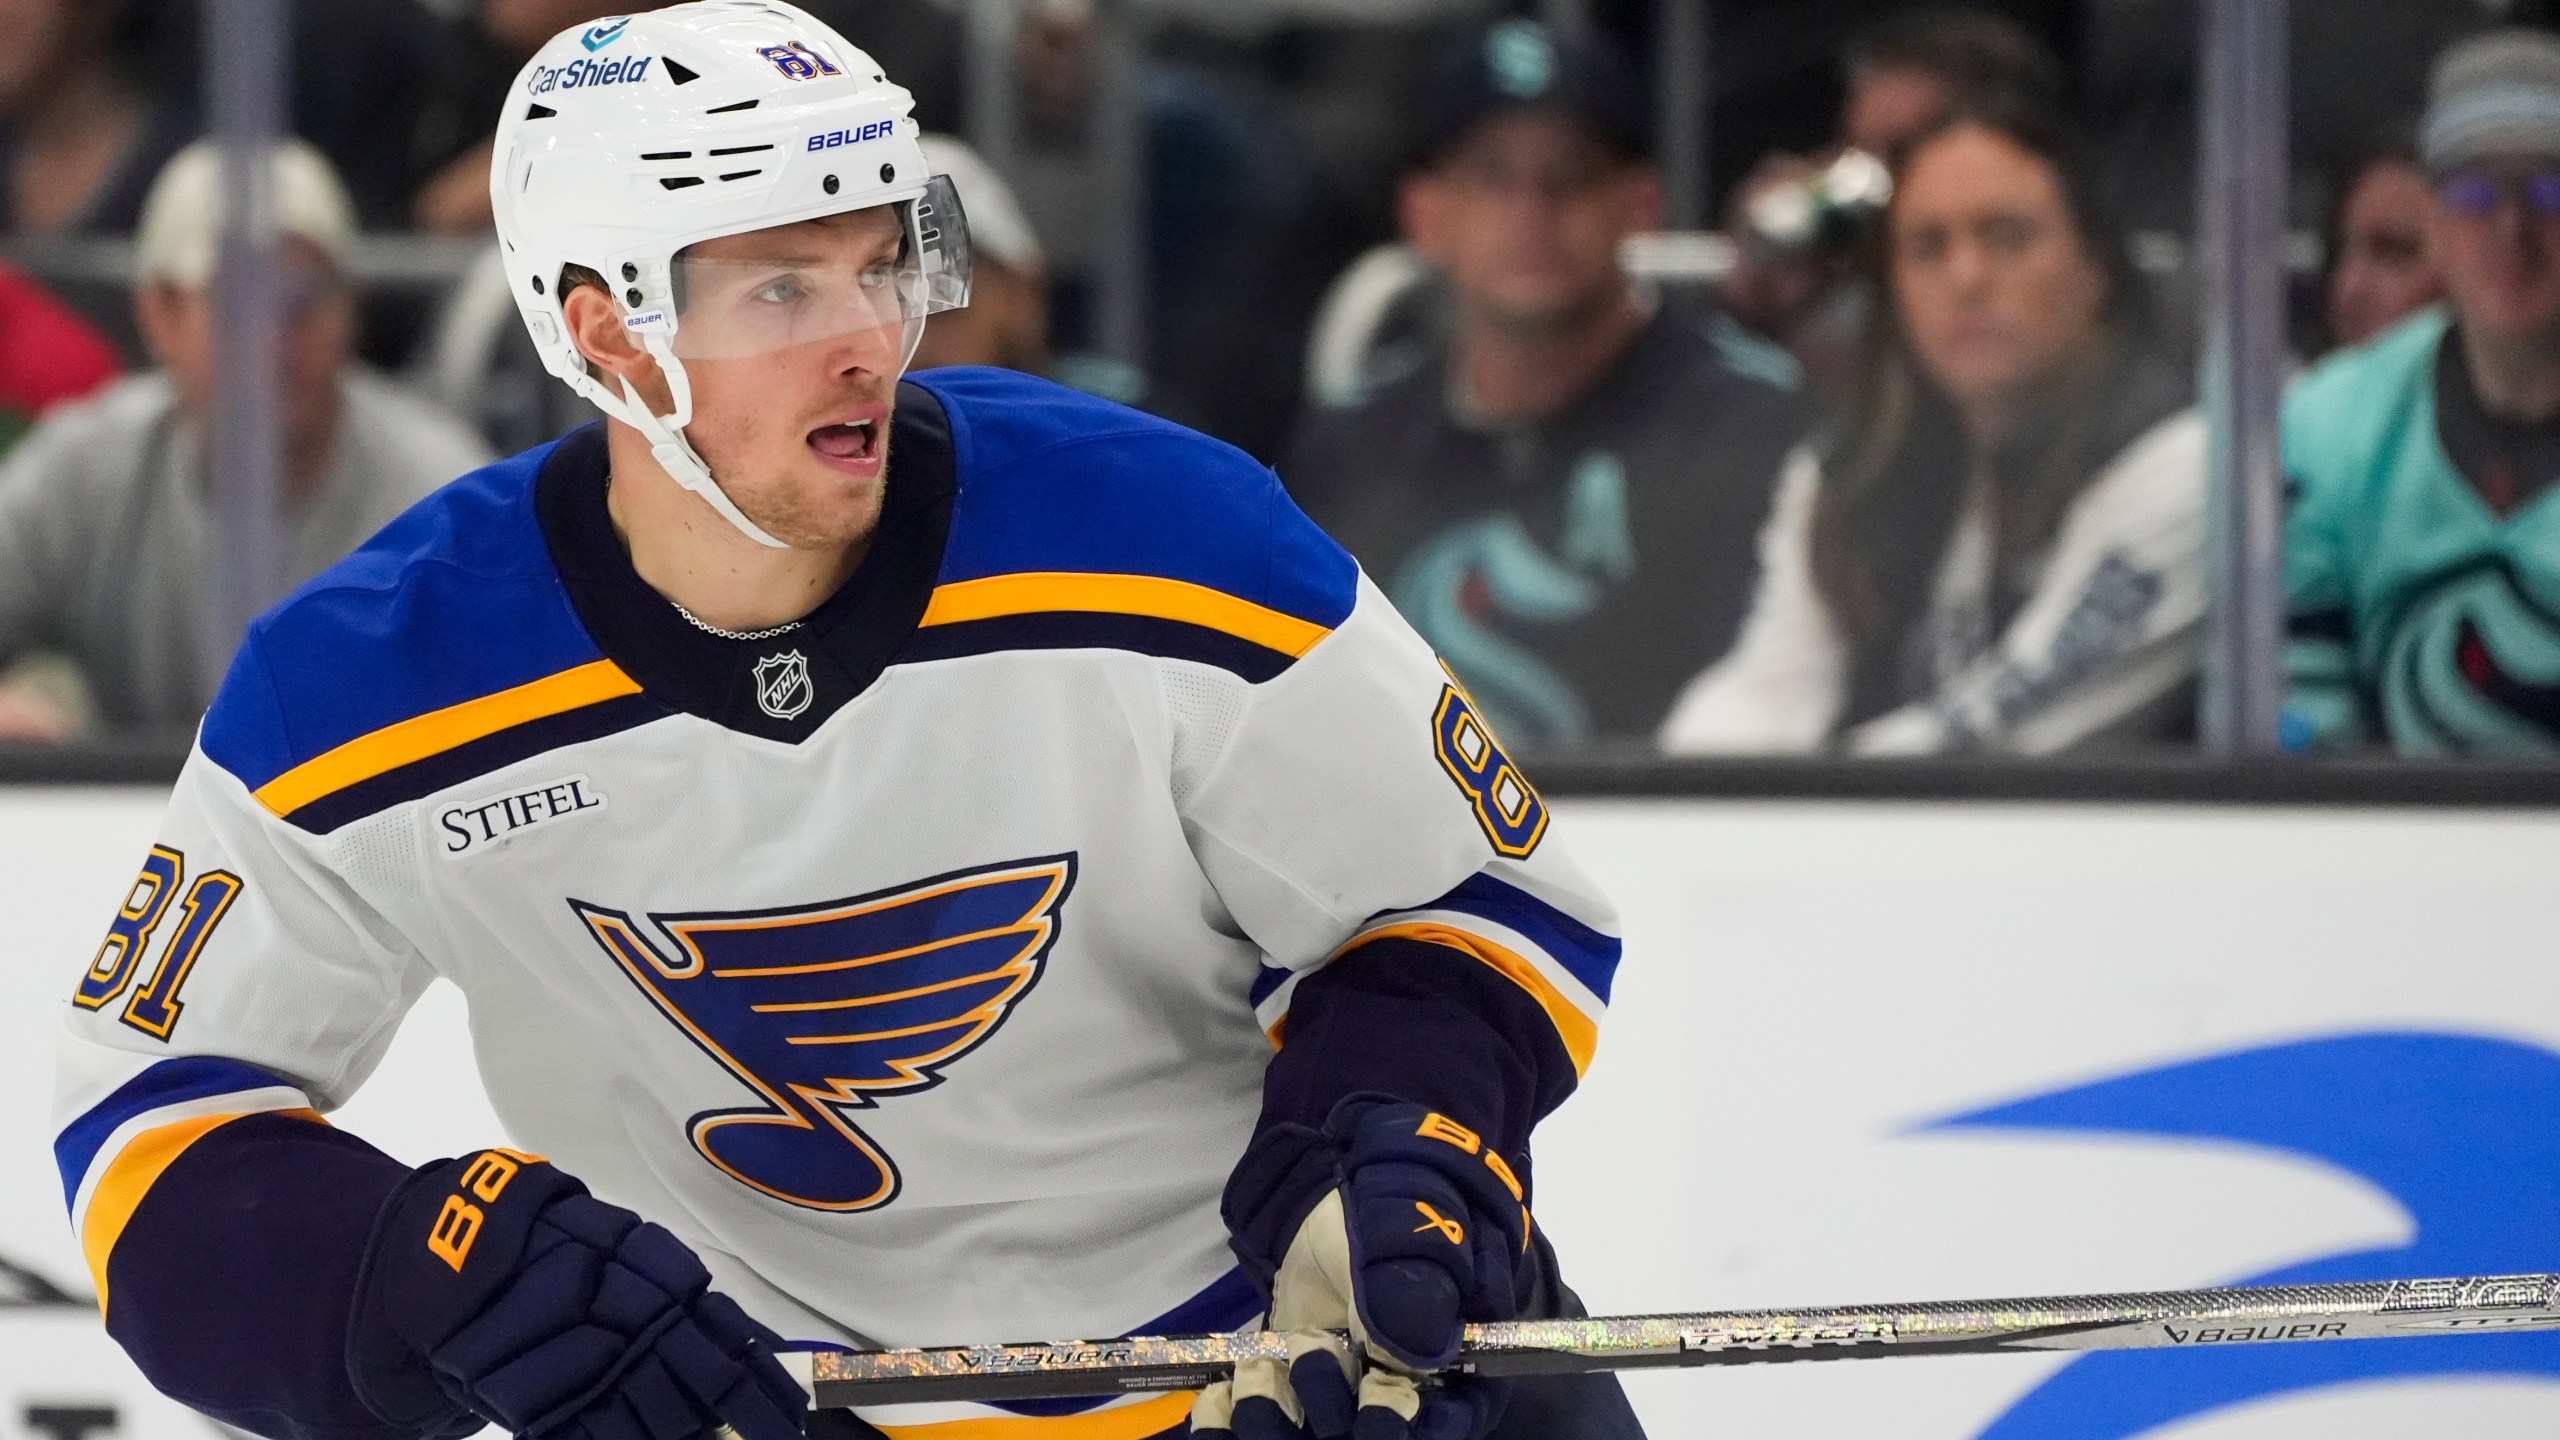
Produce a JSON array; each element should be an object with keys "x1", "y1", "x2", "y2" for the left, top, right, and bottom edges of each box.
[
  {"x1": 2373, "y1": 557, "x2": 2560, "y2": 750},
  {"x1": 569, "y1": 856, "x2": 1076, "y2": 1211}
]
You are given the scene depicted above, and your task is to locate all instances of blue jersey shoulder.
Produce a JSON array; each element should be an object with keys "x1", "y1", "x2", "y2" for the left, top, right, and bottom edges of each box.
[
  {"x1": 200, "y1": 441, "x2": 604, "y2": 794},
  {"x1": 908, "y1": 366, "x2": 1357, "y2": 630}
]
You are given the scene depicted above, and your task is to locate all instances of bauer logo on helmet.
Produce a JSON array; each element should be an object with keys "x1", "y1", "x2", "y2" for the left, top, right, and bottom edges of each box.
[{"x1": 809, "y1": 121, "x2": 897, "y2": 152}]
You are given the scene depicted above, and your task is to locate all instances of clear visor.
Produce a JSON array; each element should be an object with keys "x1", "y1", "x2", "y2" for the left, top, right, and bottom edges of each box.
[{"x1": 667, "y1": 174, "x2": 973, "y2": 363}]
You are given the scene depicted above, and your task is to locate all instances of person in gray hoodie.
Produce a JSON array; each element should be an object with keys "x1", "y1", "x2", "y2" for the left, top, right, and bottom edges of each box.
[{"x1": 0, "y1": 139, "x2": 490, "y2": 739}]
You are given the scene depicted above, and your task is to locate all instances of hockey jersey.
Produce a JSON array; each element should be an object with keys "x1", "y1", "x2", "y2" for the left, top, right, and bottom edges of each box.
[
  {"x1": 51, "y1": 368, "x2": 1620, "y2": 1440},
  {"x1": 2283, "y1": 307, "x2": 2560, "y2": 753}
]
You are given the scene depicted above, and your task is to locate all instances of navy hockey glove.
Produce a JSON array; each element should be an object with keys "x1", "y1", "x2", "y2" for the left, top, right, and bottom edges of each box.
[
  {"x1": 346, "y1": 1149, "x2": 807, "y2": 1440},
  {"x1": 1193, "y1": 1097, "x2": 1528, "y2": 1440}
]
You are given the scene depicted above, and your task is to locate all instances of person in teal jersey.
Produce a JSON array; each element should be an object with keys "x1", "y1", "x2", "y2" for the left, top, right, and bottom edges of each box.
[{"x1": 2285, "y1": 28, "x2": 2560, "y2": 753}]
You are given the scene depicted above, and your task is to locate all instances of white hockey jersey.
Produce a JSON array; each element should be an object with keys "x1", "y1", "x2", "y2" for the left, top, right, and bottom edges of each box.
[
  {"x1": 1657, "y1": 410, "x2": 2208, "y2": 756},
  {"x1": 52, "y1": 368, "x2": 1619, "y2": 1440}
]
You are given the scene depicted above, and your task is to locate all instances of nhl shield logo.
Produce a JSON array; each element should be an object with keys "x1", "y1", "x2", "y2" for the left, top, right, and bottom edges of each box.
[{"x1": 753, "y1": 650, "x2": 814, "y2": 720}]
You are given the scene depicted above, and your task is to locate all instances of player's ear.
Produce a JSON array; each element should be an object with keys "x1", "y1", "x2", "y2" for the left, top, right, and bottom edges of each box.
[{"x1": 561, "y1": 277, "x2": 667, "y2": 404}]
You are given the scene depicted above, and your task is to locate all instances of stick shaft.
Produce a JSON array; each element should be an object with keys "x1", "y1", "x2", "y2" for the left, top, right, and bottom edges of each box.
[{"x1": 807, "y1": 1272, "x2": 2560, "y2": 1408}]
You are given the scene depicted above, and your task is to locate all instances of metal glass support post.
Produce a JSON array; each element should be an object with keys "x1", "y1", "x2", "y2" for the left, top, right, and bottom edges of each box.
[
  {"x1": 1091, "y1": 0, "x2": 1149, "y2": 371},
  {"x1": 204, "y1": 0, "x2": 291, "y2": 672},
  {"x1": 964, "y1": 0, "x2": 1021, "y2": 179},
  {"x1": 1655, "y1": 0, "x2": 1709, "y2": 231},
  {"x1": 2197, "y1": 0, "x2": 2289, "y2": 755}
]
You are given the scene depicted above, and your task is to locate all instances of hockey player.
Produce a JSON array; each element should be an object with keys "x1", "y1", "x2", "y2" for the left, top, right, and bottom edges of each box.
[{"x1": 51, "y1": 7, "x2": 1639, "y2": 1440}]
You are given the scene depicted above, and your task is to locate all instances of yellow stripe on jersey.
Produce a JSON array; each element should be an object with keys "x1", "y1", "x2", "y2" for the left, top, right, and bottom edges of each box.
[
  {"x1": 1339, "y1": 922, "x2": 1600, "y2": 1077},
  {"x1": 81, "y1": 1107, "x2": 326, "y2": 1312},
  {"x1": 251, "y1": 660, "x2": 642, "y2": 818},
  {"x1": 919, "y1": 573, "x2": 1332, "y2": 658},
  {"x1": 873, "y1": 1391, "x2": 1196, "y2": 1440}
]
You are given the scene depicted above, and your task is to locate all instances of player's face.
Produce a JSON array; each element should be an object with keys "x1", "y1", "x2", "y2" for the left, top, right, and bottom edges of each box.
[
  {"x1": 1401, "y1": 114, "x2": 1661, "y2": 332},
  {"x1": 671, "y1": 208, "x2": 911, "y2": 549},
  {"x1": 2429, "y1": 153, "x2": 2560, "y2": 348},
  {"x1": 2329, "y1": 159, "x2": 2442, "y2": 350},
  {"x1": 1890, "y1": 123, "x2": 2110, "y2": 434}
]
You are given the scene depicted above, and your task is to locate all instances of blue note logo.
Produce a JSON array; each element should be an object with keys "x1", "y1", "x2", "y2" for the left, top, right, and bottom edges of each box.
[
  {"x1": 572, "y1": 856, "x2": 1075, "y2": 1211},
  {"x1": 1921, "y1": 1033, "x2": 2560, "y2": 1438}
]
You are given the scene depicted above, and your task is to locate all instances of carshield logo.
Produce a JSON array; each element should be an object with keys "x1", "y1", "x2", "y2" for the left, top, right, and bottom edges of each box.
[
  {"x1": 527, "y1": 53, "x2": 653, "y2": 95},
  {"x1": 580, "y1": 16, "x2": 631, "y2": 50},
  {"x1": 1923, "y1": 1033, "x2": 2560, "y2": 1438}
]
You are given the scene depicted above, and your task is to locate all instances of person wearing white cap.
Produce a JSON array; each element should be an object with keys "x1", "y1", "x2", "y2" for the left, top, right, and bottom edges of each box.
[
  {"x1": 2284, "y1": 26, "x2": 2560, "y2": 754},
  {"x1": 909, "y1": 133, "x2": 1050, "y2": 374},
  {"x1": 0, "y1": 138, "x2": 490, "y2": 738}
]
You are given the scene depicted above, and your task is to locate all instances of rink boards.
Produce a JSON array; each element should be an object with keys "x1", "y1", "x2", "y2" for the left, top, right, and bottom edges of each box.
[{"x1": 3, "y1": 787, "x2": 2554, "y2": 1440}]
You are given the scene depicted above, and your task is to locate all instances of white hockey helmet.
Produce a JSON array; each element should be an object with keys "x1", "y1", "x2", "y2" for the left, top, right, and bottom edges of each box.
[{"x1": 490, "y1": 1, "x2": 972, "y2": 547}]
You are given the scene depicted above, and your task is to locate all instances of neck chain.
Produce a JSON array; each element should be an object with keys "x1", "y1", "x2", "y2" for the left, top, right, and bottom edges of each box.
[
  {"x1": 669, "y1": 600, "x2": 805, "y2": 643},
  {"x1": 609, "y1": 469, "x2": 809, "y2": 643}
]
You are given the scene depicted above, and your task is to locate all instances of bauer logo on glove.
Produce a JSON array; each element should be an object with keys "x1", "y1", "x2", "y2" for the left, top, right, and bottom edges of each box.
[
  {"x1": 424, "y1": 1148, "x2": 538, "y2": 1272},
  {"x1": 1202, "y1": 1097, "x2": 1533, "y2": 1439}
]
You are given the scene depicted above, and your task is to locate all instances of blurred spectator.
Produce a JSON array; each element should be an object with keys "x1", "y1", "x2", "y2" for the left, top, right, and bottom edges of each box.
[
  {"x1": 1837, "y1": 7, "x2": 2066, "y2": 162},
  {"x1": 1003, "y1": 0, "x2": 1320, "y2": 456},
  {"x1": 2285, "y1": 29, "x2": 2560, "y2": 756},
  {"x1": 284, "y1": 0, "x2": 455, "y2": 231},
  {"x1": 1662, "y1": 100, "x2": 2205, "y2": 756},
  {"x1": 1287, "y1": 19, "x2": 1811, "y2": 750},
  {"x1": 0, "y1": 0, "x2": 194, "y2": 234},
  {"x1": 130, "y1": 0, "x2": 455, "y2": 231},
  {"x1": 0, "y1": 141, "x2": 490, "y2": 739},
  {"x1": 0, "y1": 261, "x2": 121, "y2": 457},
  {"x1": 414, "y1": 0, "x2": 962, "y2": 234},
  {"x1": 414, "y1": 0, "x2": 658, "y2": 234},
  {"x1": 1720, "y1": 8, "x2": 2065, "y2": 400},
  {"x1": 913, "y1": 135, "x2": 1051, "y2": 374},
  {"x1": 2323, "y1": 134, "x2": 2446, "y2": 353},
  {"x1": 794, "y1": 0, "x2": 964, "y2": 132}
]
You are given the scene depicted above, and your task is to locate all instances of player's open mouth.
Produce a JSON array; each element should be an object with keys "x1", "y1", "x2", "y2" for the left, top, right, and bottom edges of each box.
[{"x1": 808, "y1": 420, "x2": 879, "y2": 462}]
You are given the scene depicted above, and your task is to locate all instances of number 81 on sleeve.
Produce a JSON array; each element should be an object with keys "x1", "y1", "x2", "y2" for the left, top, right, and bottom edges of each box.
[
  {"x1": 1431, "y1": 684, "x2": 1548, "y2": 859},
  {"x1": 74, "y1": 845, "x2": 243, "y2": 1040}
]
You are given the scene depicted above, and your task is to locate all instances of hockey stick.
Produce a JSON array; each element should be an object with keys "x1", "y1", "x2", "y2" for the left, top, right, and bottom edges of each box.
[{"x1": 802, "y1": 1271, "x2": 2560, "y2": 1408}]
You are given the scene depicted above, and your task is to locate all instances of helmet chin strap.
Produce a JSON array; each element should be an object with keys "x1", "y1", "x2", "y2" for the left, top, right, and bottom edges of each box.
[
  {"x1": 576, "y1": 317, "x2": 932, "y2": 554},
  {"x1": 598, "y1": 333, "x2": 792, "y2": 551}
]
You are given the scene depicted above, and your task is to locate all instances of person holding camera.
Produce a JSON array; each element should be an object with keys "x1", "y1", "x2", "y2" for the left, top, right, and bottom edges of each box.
[
  {"x1": 1720, "y1": 8, "x2": 2066, "y2": 400},
  {"x1": 1661, "y1": 99, "x2": 2206, "y2": 755}
]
